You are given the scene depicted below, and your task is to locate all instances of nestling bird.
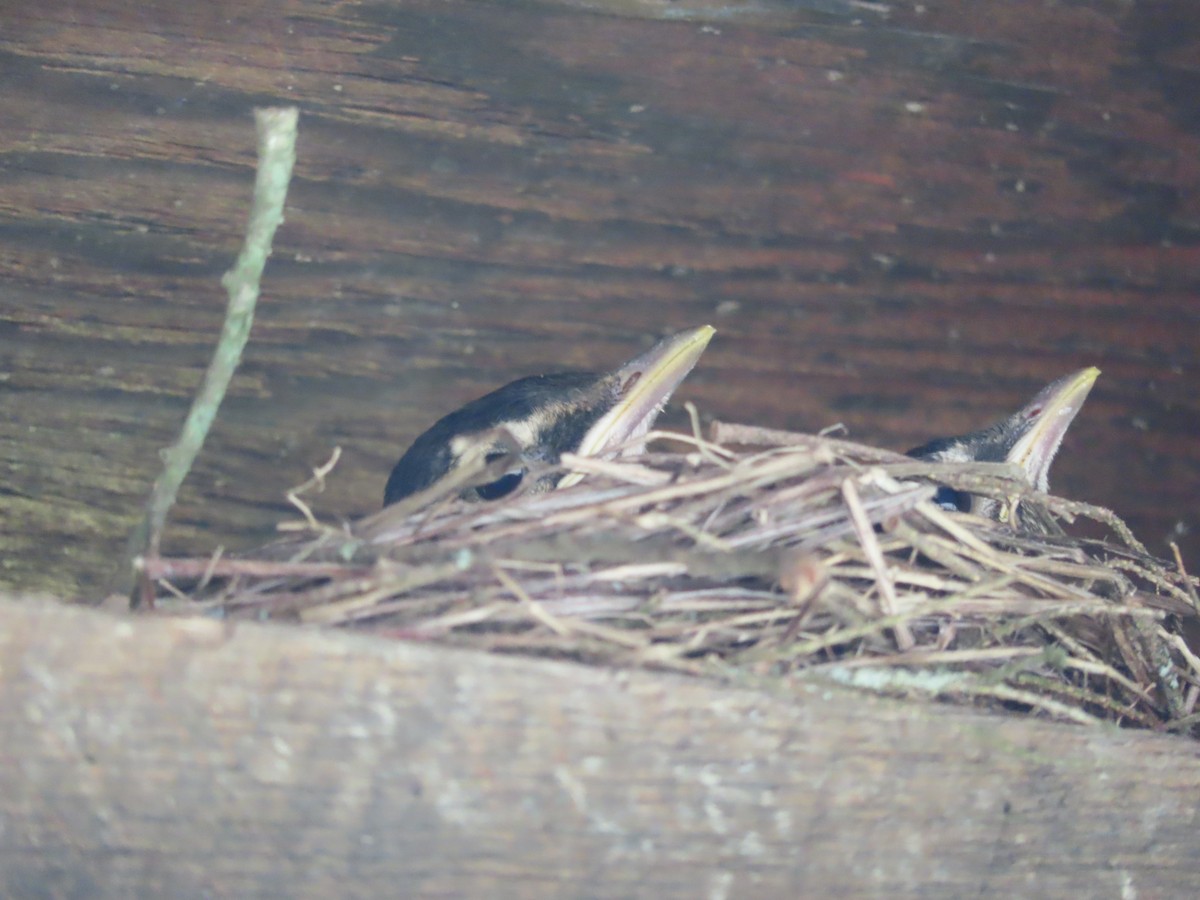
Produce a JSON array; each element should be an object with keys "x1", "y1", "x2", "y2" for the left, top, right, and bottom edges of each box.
[
  {"x1": 906, "y1": 367, "x2": 1100, "y2": 519},
  {"x1": 383, "y1": 325, "x2": 715, "y2": 507}
]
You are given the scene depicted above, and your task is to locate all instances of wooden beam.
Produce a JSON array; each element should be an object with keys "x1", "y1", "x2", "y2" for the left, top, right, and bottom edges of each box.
[{"x1": 1, "y1": 596, "x2": 1195, "y2": 896}]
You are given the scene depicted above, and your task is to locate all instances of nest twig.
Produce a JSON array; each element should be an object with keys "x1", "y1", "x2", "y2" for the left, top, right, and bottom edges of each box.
[{"x1": 142, "y1": 421, "x2": 1200, "y2": 737}]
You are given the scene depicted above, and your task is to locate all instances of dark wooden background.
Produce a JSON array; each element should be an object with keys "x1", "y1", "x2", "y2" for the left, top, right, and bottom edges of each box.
[{"x1": 1, "y1": 0, "x2": 1197, "y2": 598}]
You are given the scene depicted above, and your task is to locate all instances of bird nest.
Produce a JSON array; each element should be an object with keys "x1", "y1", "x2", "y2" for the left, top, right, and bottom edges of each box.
[{"x1": 144, "y1": 420, "x2": 1200, "y2": 737}]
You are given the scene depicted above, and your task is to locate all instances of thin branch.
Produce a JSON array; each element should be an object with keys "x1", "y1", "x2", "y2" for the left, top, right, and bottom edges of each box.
[{"x1": 117, "y1": 107, "x2": 299, "y2": 602}]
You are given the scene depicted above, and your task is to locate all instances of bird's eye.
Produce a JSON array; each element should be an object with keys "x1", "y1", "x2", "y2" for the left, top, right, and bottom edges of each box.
[
  {"x1": 933, "y1": 485, "x2": 971, "y2": 512},
  {"x1": 475, "y1": 470, "x2": 524, "y2": 501}
]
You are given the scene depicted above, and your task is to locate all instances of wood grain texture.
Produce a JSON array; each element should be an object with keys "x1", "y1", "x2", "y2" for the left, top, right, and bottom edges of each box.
[
  {"x1": 0, "y1": 0, "x2": 1197, "y2": 596},
  {"x1": 1, "y1": 596, "x2": 1198, "y2": 898}
]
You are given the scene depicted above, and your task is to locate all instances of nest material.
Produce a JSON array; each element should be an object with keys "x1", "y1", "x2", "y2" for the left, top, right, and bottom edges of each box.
[{"x1": 146, "y1": 421, "x2": 1200, "y2": 736}]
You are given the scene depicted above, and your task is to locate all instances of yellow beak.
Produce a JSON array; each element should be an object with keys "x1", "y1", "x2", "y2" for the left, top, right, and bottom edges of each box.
[
  {"x1": 559, "y1": 324, "x2": 715, "y2": 485},
  {"x1": 1006, "y1": 366, "x2": 1100, "y2": 491}
]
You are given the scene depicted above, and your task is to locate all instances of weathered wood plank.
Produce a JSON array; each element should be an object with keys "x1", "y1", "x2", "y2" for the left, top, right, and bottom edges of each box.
[{"x1": 1, "y1": 596, "x2": 1197, "y2": 897}]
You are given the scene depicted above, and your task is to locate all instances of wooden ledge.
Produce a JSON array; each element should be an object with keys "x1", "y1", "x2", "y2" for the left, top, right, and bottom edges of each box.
[{"x1": 1, "y1": 596, "x2": 1196, "y2": 897}]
